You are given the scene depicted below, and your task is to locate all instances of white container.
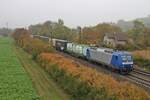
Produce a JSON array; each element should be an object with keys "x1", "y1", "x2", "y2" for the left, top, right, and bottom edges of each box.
[{"x1": 67, "y1": 43, "x2": 89, "y2": 57}]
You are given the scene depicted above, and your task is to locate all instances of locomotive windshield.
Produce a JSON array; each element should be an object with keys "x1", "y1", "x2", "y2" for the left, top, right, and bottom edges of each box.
[
  {"x1": 121, "y1": 55, "x2": 127, "y2": 62},
  {"x1": 121, "y1": 55, "x2": 132, "y2": 62},
  {"x1": 127, "y1": 56, "x2": 132, "y2": 61}
]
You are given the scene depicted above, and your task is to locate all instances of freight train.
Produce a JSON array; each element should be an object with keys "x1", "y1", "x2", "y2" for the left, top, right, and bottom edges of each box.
[{"x1": 32, "y1": 35, "x2": 134, "y2": 74}]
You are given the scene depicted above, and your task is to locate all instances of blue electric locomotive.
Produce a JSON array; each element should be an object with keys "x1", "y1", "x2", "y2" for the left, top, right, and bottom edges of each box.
[
  {"x1": 111, "y1": 51, "x2": 133, "y2": 73},
  {"x1": 86, "y1": 48, "x2": 133, "y2": 74}
]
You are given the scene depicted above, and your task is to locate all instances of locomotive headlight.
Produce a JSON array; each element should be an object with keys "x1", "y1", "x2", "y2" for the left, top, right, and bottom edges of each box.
[{"x1": 122, "y1": 62, "x2": 133, "y2": 65}]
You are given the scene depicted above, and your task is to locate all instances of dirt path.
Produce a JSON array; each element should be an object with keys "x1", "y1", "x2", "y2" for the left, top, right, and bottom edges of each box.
[{"x1": 14, "y1": 46, "x2": 70, "y2": 100}]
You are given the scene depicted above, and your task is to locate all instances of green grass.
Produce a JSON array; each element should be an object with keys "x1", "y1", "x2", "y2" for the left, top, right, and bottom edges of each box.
[{"x1": 0, "y1": 37, "x2": 40, "y2": 99}]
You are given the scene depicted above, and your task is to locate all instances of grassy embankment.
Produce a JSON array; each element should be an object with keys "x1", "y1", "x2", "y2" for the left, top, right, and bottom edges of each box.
[{"x1": 14, "y1": 44, "x2": 71, "y2": 100}]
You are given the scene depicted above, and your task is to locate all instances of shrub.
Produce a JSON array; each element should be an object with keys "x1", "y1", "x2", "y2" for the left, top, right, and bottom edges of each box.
[
  {"x1": 133, "y1": 50, "x2": 150, "y2": 70},
  {"x1": 133, "y1": 50, "x2": 150, "y2": 60},
  {"x1": 22, "y1": 38, "x2": 54, "y2": 59},
  {"x1": 37, "y1": 53, "x2": 149, "y2": 100},
  {"x1": 38, "y1": 63, "x2": 115, "y2": 100},
  {"x1": 12, "y1": 28, "x2": 54, "y2": 59}
]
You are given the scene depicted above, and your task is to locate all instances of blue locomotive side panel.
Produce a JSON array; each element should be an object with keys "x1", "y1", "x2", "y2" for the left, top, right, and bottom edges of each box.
[{"x1": 110, "y1": 55, "x2": 122, "y2": 69}]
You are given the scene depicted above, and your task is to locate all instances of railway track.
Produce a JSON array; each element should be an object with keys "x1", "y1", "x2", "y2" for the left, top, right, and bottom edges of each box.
[
  {"x1": 133, "y1": 68, "x2": 150, "y2": 77},
  {"x1": 127, "y1": 73, "x2": 150, "y2": 90},
  {"x1": 126, "y1": 68, "x2": 150, "y2": 90},
  {"x1": 57, "y1": 51, "x2": 150, "y2": 91}
]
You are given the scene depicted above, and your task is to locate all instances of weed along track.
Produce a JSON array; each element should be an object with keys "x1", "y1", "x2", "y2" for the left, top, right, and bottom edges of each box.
[{"x1": 14, "y1": 46, "x2": 70, "y2": 100}]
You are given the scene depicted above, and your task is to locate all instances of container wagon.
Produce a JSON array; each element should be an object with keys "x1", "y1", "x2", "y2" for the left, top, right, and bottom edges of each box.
[
  {"x1": 55, "y1": 39, "x2": 68, "y2": 51},
  {"x1": 67, "y1": 43, "x2": 89, "y2": 57}
]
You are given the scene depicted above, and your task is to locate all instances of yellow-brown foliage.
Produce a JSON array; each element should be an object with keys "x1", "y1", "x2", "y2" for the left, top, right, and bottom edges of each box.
[
  {"x1": 12, "y1": 28, "x2": 54, "y2": 56},
  {"x1": 133, "y1": 50, "x2": 150, "y2": 60},
  {"x1": 38, "y1": 53, "x2": 149, "y2": 100}
]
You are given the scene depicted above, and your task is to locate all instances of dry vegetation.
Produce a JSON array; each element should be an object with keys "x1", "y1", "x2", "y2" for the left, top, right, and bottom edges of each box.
[
  {"x1": 132, "y1": 50, "x2": 150, "y2": 70},
  {"x1": 38, "y1": 52, "x2": 150, "y2": 100},
  {"x1": 12, "y1": 28, "x2": 54, "y2": 59},
  {"x1": 133, "y1": 50, "x2": 150, "y2": 60}
]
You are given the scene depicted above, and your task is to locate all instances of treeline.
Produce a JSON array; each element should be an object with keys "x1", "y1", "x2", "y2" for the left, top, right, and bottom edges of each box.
[
  {"x1": 29, "y1": 19, "x2": 75, "y2": 42},
  {"x1": 117, "y1": 15, "x2": 150, "y2": 31},
  {"x1": 28, "y1": 19, "x2": 150, "y2": 49},
  {"x1": 128, "y1": 20, "x2": 150, "y2": 48},
  {"x1": 0, "y1": 28, "x2": 12, "y2": 36},
  {"x1": 28, "y1": 19, "x2": 122, "y2": 44}
]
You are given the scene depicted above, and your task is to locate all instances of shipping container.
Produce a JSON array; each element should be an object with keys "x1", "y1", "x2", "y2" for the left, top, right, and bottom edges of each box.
[
  {"x1": 67, "y1": 43, "x2": 89, "y2": 57},
  {"x1": 67, "y1": 42, "x2": 73, "y2": 53},
  {"x1": 55, "y1": 39, "x2": 68, "y2": 51}
]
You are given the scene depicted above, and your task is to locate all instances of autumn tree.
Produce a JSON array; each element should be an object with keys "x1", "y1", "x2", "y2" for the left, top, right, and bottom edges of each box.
[
  {"x1": 82, "y1": 23, "x2": 122, "y2": 45},
  {"x1": 128, "y1": 20, "x2": 150, "y2": 48},
  {"x1": 12, "y1": 28, "x2": 30, "y2": 46}
]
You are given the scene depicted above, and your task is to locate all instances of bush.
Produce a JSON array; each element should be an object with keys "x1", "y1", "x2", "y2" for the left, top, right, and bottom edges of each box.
[
  {"x1": 133, "y1": 50, "x2": 150, "y2": 70},
  {"x1": 38, "y1": 63, "x2": 115, "y2": 100},
  {"x1": 134, "y1": 57, "x2": 150, "y2": 70},
  {"x1": 12, "y1": 28, "x2": 55, "y2": 59},
  {"x1": 37, "y1": 53, "x2": 149, "y2": 100},
  {"x1": 22, "y1": 38, "x2": 54, "y2": 59}
]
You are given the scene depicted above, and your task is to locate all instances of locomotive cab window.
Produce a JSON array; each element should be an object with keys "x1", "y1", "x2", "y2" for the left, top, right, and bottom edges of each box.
[
  {"x1": 127, "y1": 56, "x2": 132, "y2": 62},
  {"x1": 115, "y1": 56, "x2": 118, "y2": 60},
  {"x1": 121, "y1": 55, "x2": 127, "y2": 62}
]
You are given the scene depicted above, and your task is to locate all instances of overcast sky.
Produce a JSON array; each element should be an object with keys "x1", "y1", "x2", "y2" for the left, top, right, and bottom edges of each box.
[{"x1": 0, "y1": 0, "x2": 150, "y2": 28}]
